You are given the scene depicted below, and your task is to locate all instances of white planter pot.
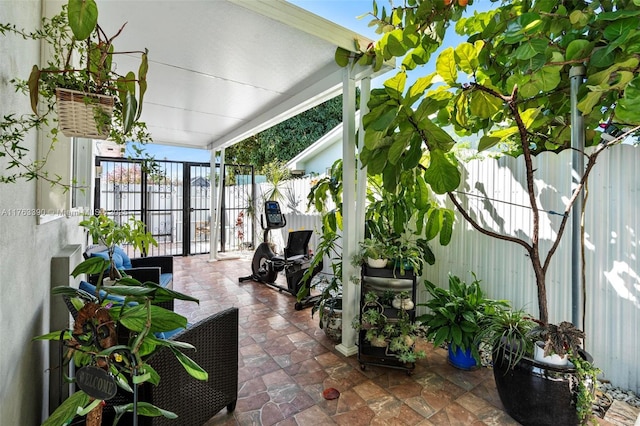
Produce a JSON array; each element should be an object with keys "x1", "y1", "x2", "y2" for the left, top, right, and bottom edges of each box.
[
  {"x1": 391, "y1": 296, "x2": 414, "y2": 310},
  {"x1": 366, "y1": 257, "x2": 388, "y2": 268},
  {"x1": 533, "y1": 341, "x2": 569, "y2": 366}
]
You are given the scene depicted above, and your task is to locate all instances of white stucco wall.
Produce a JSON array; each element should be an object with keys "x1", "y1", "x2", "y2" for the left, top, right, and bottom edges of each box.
[{"x1": 0, "y1": 1, "x2": 84, "y2": 424}]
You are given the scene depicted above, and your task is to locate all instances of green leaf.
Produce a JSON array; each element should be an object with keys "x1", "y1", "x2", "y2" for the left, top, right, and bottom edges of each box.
[
  {"x1": 388, "y1": 134, "x2": 409, "y2": 165},
  {"x1": 418, "y1": 119, "x2": 456, "y2": 152},
  {"x1": 565, "y1": 39, "x2": 592, "y2": 61},
  {"x1": 171, "y1": 347, "x2": 209, "y2": 380},
  {"x1": 569, "y1": 10, "x2": 589, "y2": 27},
  {"x1": 603, "y1": 17, "x2": 637, "y2": 42},
  {"x1": 122, "y1": 91, "x2": 137, "y2": 135},
  {"x1": 113, "y1": 401, "x2": 178, "y2": 420},
  {"x1": 119, "y1": 304, "x2": 188, "y2": 333},
  {"x1": 136, "y1": 50, "x2": 149, "y2": 120},
  {"x1": 28, "y1": 65, "x2": 40, "y2": 115},
  {"x1": 424, "y1": 150, "x2": 460, "y2": 194},
  {"x1": 590, "y1": 47, "x2": 616, "y2": 68},
  {"x1": 335, "y1": 47, "x2": 351, "y2": 67},
  {"x1": 405, "y1": 73, "x2": 436, "y2": 106},
  {"x1": 385, "y1": 29, "x2": 407, "y2": 57},
  {"x1": 33, "y1": 330, "x2": 72, "y2": 341},
  {"x1": 367, "y1": 147, "x2": 388, "y2": 173},
  {"x1": 67, "y1": 0, "x2": 98, "y2": 40},
  {"x1": 403, "y1": 136, "x2": 423, "y2": 169},
  {"x1": 384, "y1": 72, "x2": 407, "y2": 99},
  {"x1": 71, "y1": 256, "x2": 109, "y2": 277},
  {"x1": 478, "y1": 136, "x2": 501, "y2": 151},
  {"x1": 425, "y1": 208, "x2": 441, "y2": 241},
  {"x1": 577, "y1": 91, "x2": 602, "y2": 114},
  {"x1": 382, "y1": 162, "x2": 399, "y2": 192},
  {"x1": 470, "y1": 90, "x2": 502, "y2": 119},
  {"x1": 454, "y1": 42, "x2": 478, "y2": 74},
  {"x1": 527, "y1": 65, "x2": 562, "y2": 93},
  {"x1": 440, "y1": 209, "x2": 454, "y2": 246},
  {"x1": 520, "y1": 108, "x2": 541, "y2": 128},
  {"x1": 415, "y1": 176, "x2": 429, "y2": 210},
  {"x1": 42, "y1": 390, "x2": 90, "y2": 426},
  {"x1": 616, "y1": 99, "x2": 640, "y2": 124},
  {"x1": 515, "y1": 38, "x2": 548, "y2": 60},
  {"x1": 433, "y1": 325, "x2": 451, "y2": 347},
  {"x1": 451, "y1": 323, "x2": 462, "y2": 345},
  {"x1": 436, "y1": 47, "x2": 457, "y2": 85}
]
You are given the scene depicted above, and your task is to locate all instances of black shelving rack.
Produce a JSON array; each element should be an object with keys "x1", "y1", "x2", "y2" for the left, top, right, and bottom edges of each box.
[{"x1": 357, "y1": 264, "x2": 418, "y2": 374}]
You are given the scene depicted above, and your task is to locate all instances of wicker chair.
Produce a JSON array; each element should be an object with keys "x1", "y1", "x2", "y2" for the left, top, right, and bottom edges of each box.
[{"x1": 100, "y1": 307, "x2": 239, "y2": 425}]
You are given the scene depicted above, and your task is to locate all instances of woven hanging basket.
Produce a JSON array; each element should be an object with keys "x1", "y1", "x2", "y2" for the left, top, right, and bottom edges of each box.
[{"x1": 55, "y1": 88, "x2": 115, "y2": 140}]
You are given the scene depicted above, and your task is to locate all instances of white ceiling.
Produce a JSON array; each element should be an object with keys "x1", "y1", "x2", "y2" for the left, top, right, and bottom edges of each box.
[{"x1": 60, "y1": 0, "x2": 392, "y2": 151}]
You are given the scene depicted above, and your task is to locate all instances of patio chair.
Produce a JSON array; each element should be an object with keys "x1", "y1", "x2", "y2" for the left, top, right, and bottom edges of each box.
[{"x1": 101, "y1": 307, "x2": 239, "y2": 425}]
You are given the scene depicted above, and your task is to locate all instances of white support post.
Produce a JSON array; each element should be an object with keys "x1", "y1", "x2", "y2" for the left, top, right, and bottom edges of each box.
[
  {"x1": 356, "y1": 77, "x2": 370, "y2": 243},
  {"x1": 336, "y1": 67, "x2": 358, "y2": 357},
  {"x1": 209, "y1": 148, "x2": 225, "y2": 262}
]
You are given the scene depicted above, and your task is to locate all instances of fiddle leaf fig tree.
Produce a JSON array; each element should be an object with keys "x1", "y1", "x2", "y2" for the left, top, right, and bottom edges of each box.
[{"x1": 340, "y1": 0, "x2": 640, "y2": 324}]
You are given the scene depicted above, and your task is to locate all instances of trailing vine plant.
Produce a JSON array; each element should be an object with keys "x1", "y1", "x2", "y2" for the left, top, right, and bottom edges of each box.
[{"x1": 0, "y1": 0, "x2": 153, "y2": 188}]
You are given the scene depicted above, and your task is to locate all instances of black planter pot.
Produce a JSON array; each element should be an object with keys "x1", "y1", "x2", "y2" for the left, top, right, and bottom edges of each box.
[{"x1": 492, "y1": 348, "x2": 593, "y2": 426}]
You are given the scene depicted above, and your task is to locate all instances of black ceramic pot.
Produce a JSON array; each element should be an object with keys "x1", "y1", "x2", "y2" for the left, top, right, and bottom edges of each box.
[{"x1": 492, "y1": 348, "x2": 593, "y2": 426}]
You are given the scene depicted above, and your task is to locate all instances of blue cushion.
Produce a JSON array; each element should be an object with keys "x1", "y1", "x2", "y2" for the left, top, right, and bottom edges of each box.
[
  {"x1": 90, "y1": 250, "x2": 125, "y2": 271},
  {"x1": 79, "y1": 281, "x2": 126, "y2": 304},
  {"x1": 160, "y1": 273, "x2": 172, "y2": 288},
  {"x1": 156, "y1": 326, "x2": 185, "y2": 340},
  {"x1": 113, "y1": 246, "x2": 132, "y2": 269}
]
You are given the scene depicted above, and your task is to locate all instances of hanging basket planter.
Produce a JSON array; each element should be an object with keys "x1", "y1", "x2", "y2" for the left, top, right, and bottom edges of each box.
[{"x1": 55, "y1": 88, "x2": 115, "y2": 139}]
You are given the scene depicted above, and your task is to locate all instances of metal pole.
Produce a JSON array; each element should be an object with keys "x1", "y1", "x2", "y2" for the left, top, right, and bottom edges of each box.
[{"x1": 570, "y1": 65, "x2": 586, "y2": 328}]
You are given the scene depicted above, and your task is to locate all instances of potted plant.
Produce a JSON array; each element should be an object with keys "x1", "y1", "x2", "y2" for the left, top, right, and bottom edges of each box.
[
  {"x1": 356, "y1": 237, "x2": 390, "y2": 268},
  {"x1": 530, "y1": 321, "x2": 585, "y2": 366},
  {"x1": 385, "y1": 234, "x2": 432, "y2": 277},
  {"x1": 353, "y1": 290, "x2": 426, "y2": 363},
  {"x1": 417, "y1": 273, "x2": 508, "y2": 370},
  {"x1": 301, "y1": 159, "x2": 450, "y2": 348},
  {"x1": 482, "y1": 312, "x2": 600, "y2": 426},
  {"x1": 35, "y1": 272, "x2": 206, "y2": 425},
  {"x1": 391, "y1": 290, "x2": 414, "y2": 311},
  {"x1": 474, "y1": 307, "x2": 537, "y2": 371},
  {"x1": 0, "y1": 0, "x2": 152, "y2": 186},
  {"x1": 342, "y1": 0, "x2": 638, "y2": 422},
  {"x1": 79, "y1": 214, "x2": 157, "y2": 283},
  {"x1": 362, "y1": 175, "x2": 443, "y2": 277},
  {"x1": 387, "y1": 308, "x2": 426, "y2": 363}
]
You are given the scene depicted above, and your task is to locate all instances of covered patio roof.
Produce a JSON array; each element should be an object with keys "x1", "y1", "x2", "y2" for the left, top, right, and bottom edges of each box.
[{"x1": 82, "y1": 0, "x2": 392, "y2": 150}]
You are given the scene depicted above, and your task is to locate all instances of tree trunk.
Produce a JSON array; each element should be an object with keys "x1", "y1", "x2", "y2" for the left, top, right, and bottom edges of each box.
[{"x1": 532, "y1": 261, "x2": 548, "y2": 324}]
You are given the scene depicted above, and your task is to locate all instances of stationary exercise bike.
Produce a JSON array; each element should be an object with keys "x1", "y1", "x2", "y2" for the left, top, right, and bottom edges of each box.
[{"x1": 239, "y1": 201, "x2": 322, "y2": 310}]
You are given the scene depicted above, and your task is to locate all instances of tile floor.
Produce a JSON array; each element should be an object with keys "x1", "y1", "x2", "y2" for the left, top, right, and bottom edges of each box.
[{"x1": 171, "y1": 254, "x2": 620, "y2": 426}]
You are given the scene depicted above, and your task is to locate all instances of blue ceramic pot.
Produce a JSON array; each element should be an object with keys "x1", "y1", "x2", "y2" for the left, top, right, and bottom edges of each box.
[{"x1": 447, "y1": 344, "x2": 479, "y2": 370}]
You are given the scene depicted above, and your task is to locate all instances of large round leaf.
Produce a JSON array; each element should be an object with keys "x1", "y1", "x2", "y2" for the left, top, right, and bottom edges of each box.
[{"x1": 67, "y1": 0, "x2": 98, "y2": 41}]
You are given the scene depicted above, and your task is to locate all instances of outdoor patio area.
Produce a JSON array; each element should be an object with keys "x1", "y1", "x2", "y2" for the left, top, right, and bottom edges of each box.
[{"x1": 170, "y1": 254, "x2": 634, "y2": 426}]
